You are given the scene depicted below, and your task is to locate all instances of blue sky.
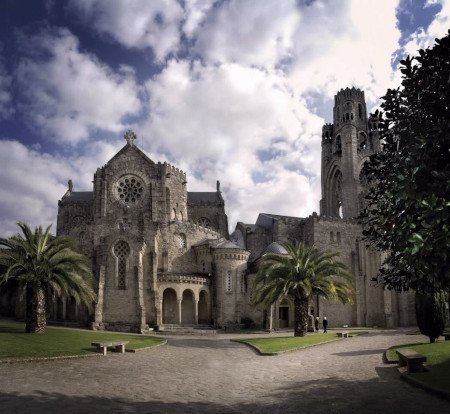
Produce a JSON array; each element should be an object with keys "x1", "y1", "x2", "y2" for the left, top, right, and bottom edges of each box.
[{"x1": 0, "y1": 0, "x2": 448, "y2": 236}]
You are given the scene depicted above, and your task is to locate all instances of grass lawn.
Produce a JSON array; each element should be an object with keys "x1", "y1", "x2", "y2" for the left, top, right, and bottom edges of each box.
[
  {"x1": 236, "y1": 331, "x2": 366, "y2": 354},
  {"x1": 386, "y1": 340, "x2": 450, "y2": 395},
  {"x1": 0, "y1": 320, "x2": 166, "y2": 360}
]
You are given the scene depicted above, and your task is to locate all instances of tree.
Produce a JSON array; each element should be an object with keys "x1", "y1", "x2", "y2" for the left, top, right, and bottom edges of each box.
[
  {"x1": 415, "y1": 291, "x2": 447, "y2": 343},
  {"x1": 252, "y1": 242, "x2": 354, "y2": 337},
  {"x1": 362, "y1": 30, "x2": 450, "y2": 293},
  {"x1": 0, "y1": 222, "x2": 96, "y2": 333}
]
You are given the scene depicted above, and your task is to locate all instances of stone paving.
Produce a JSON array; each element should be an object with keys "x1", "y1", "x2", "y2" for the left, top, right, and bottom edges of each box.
[{"x1": 0, "y1": 329, "x2": 449, "y2": 413}]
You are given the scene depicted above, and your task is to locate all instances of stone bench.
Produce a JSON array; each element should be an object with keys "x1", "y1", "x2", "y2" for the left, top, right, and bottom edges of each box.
[
  {"x1": 443, "y1": 333, "x2": 450, "y2": 341},
  {"x1": 336, "y1": 332, "x2": 349, "y2": 338},
  {"x1": 91, "y1": 341, "x2": 129, "y2": 356},
  {"x1": 396, "y1": 348, "x2": 427, "y2": 373}
]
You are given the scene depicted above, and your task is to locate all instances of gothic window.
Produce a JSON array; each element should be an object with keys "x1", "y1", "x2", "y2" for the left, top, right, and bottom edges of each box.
[
  {"x1": 198, "y1": 217, "x2": 210, "y2": 228},
  {"x1": 78, "y1": 231, "x2": 86, "y2": 248},
  {"x1": 114, "y1": 241, "x2": 130, "y2": 290},
  {"x1": 240, "y1": 272, "x2": 245, "y2": 293},
  {"x1": 72, "y1": 216, "x2": 86, "y2": 228},
  {"x1": 334, "y1": 135, "x2": 342, "y2": 155},
  {"x1": 174, "y1": 233, "x2": 187, "y2": 248},
  {"x1": 329, "y1": 169, "x2": 343, "y2": 218},
  {"x1": 225, "y1": 271, "x2": 232, "y2": 293},
  {"x1": 114, "y1": 175, "x2": 144, "y2": 205},
  {"x1": 358, "y1": 132, "x2": 367, "y2": 151}
]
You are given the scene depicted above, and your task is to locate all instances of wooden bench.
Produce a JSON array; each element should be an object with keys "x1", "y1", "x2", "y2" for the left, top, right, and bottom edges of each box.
[
  {"x1": 396, "y1": 349, "x2": 427, "y2": 373},
  {"x1": 91, "y1": 341, "x2": 129, "y2": 356},
  {"x1": 337, "y1": 332, "x2": 349, "y2": 338}
]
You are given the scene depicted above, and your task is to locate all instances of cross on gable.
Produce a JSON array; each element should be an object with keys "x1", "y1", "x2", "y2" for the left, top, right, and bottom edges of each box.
[{"x1": 124, "y1": 130, "x2": 136, "y2": 146}]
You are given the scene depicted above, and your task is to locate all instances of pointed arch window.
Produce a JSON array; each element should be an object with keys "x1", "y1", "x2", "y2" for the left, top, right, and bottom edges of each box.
[{"x1": 114, "y1": 241, "x2": 130, "y2": 289}]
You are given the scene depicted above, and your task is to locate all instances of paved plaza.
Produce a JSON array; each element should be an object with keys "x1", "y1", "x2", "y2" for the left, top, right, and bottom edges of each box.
[{"x1": 0, "y1": 329, "x2": 448, "y2": 413}]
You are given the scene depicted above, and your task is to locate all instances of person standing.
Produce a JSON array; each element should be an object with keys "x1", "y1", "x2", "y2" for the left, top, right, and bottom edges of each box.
[
  {"x1": 314, "y1": 316, "x2": 319, "y2": 332},
  {"x1": 323, "y1": 316, "x2": 328, "y2": 333}
]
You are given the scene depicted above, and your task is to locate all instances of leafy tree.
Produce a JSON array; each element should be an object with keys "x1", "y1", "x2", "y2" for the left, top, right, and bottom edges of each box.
[
  {"x1": 362, "y1": 30, "x2": 450, "y2": 292},
  {"x1": 0, "y1": 222, "x2": 96, "y2": 333},
  {"x1": 253, "y1": 242, "x2": 354, "y2": 337},
  {"x1": 415, "y1": 291, "x2": 447, "y2": 343}
]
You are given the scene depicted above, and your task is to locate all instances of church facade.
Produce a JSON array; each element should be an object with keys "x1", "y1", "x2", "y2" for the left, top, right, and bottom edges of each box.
[{"x1": 51, "y1": 88, "x2": 415, "y2": 331}]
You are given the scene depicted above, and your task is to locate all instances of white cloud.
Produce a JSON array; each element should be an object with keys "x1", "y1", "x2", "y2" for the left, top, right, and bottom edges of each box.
[
  {"x1": 142, "y1": 59, "x2": 324, "y2": 228},
  {"x1": 287, "y1": 0, "x2": 402, "y2": 108},
  {"x1": 68, "y1": 0, "x2": 184, "y2": 61},
  {"x1": 402, "y1": 0, "x2": 450, "y2": 56},
  {"x1": 183, "y1": 0, "x2": 215, "y2": 38},
  {"x1": 15, "y1": 27, "x2": 142, "y2": 144},
  {"x1": 194, "y1": 0, "x2": 301, "y2": 67},
  {"x1": 0, "y1": 138, "x2": 125, "y2": 236}
]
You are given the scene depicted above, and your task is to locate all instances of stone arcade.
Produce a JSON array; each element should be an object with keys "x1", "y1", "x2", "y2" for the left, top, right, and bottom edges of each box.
[{"x1": 10, "y1": 87, "x2": 417, "y2": 332}]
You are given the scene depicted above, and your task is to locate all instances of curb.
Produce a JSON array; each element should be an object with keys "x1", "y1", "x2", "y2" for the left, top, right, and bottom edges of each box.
[
  {"x1": 399, "y1": 370, "x2": 450, "y2": 402},
  {"x1": 0, "y1": 340, "x2": 167, "y2": 362},
  {"x1": 127, "y1": 339, "x2": 167, "y2": 352},
  {"x1": 231, "y1": 337, "x2": 343, "y2": 356},
  {"x1": 0, "y1": 352, "x2": 103, "y2": 364}
]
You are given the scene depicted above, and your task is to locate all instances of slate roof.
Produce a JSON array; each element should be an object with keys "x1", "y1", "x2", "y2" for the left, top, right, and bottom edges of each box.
[
  {"x1": 187, "y1": 192, "x2": 221, "y2": 204},
  {"x1": 61, "y1": 192, "x2": 93, "y2": 203}
]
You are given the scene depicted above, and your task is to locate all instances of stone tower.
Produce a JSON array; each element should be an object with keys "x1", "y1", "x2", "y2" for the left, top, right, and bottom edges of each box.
[{"x1": 320, "y1": 87, "x2": 381, "y2": 219}]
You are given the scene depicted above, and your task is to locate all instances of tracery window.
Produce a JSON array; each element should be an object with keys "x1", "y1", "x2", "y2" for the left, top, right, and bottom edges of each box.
[
  {"x1": 115, "y1": 175, "x2": 144, "y2": 205},
  {"x1": 174, "y1": 233, "x2": 187, "y2": 248},
  {"x1": 198, "y1": 217, "x2": 211, "y2": 228},
  {"x1": 114, "y1": 241, "x2": 130, "y2": 289}
]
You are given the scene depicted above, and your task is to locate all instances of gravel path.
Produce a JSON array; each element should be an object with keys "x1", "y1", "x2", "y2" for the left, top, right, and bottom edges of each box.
[{"x1": 0, "y1": 329, "x2": 448, "y2": 413}]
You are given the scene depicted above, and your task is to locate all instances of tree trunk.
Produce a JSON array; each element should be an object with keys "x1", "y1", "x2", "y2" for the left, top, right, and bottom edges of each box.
[
  {"x1": 294, "y1": 297, "x2": 309, "y2": 337},
  {"x1": 25, "y1": 285, "x2": 46, "y2": 334}
]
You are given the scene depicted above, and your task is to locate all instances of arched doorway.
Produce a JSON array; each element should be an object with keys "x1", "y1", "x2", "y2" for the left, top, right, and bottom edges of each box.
[
  {"x1": 162, "y1": 288, "x2": 177, "y2": 324},
  {"x1": 198, "y1": 290, "x2": 209, "y2": 325},
  {"x1": 181, "y1": 290, "x2": 195, "y2": 324}
]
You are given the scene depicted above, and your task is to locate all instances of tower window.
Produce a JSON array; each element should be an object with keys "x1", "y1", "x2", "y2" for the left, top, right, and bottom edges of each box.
[
  {"x1": 358, "y1": 103, "x2": 363, "y2": 119},
  {"x1": 225, "y1": 271, "x2": 232, "y2": 293},
  {"x1": 330, "y1": 232, "x2": 335, "y2": 242},
  {"x1": 337, "y1": 232, "x2": 341, "y2": 243},
  {"x1": 114, "y1": 241, "x2": 130, "y2": 290}
]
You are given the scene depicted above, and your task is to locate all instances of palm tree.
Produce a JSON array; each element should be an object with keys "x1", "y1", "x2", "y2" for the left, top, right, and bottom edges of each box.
[
  {"x1": 253, "y1": 242, "x2": 354, "y2": 336},
  {"x1": 0, "y1": 222, "x2": 96, "y2": 333}
]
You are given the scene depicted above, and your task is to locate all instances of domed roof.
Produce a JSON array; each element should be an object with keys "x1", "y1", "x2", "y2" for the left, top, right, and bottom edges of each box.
[
  {"x1": 264, "y1": 242, "x2": 288, "y2": 255},
  {"x1": 215, "y1": 240, "x2": 242, "y2": 249}
]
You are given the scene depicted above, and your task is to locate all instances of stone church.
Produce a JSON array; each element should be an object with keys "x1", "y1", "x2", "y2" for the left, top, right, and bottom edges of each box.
[{"x1": 30, "y1": 87, "x2": 417, "y2": 331}]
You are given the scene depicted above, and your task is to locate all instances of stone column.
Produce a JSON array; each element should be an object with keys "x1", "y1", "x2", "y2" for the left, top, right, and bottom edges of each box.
[
  {"x1": 177, "y1": 299, "x2": 182, "y2": 324},
  {"x1": 194, "y1": 300, "x2": 199, "y2": 325},
  {"x1": 92, "y1": 265, "x2": 105, "y2": 330},
  {"x1": 268, "y1": 304, "x2": 274, "y2": 331},
  {"x1": 157, "y1": 298, "x2": 163, "y2": 325},
  {"x1": 137, "y1": 247, "x2": 149, "y2": 333}
]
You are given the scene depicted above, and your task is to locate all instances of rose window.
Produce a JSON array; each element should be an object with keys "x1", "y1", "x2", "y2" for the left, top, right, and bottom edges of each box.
[
  {"x1": 115, "y1": 175, "x2": 144, "y2": 204},
  {"x1": 198, "y1": 217, "x2": 210, "y2": 228}
]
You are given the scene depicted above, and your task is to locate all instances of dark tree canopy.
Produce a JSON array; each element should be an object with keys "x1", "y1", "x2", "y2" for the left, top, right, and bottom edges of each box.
[{"x1": 362, "y1": 30, "x2": 450, "y2": 293}]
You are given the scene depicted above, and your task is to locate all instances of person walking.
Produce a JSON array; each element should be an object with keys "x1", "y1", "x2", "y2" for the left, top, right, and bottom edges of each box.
[
  {"x1": 323, "y1": 316, "x2": 328, "y2": 333},
  {"x1": 314, "y1": 316, "x2": 319, "y2": 332}
]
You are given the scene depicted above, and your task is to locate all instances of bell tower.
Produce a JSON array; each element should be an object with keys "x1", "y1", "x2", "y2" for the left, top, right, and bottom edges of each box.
[{"x1": 320, "y1": 87, "x2": 380, "y2": 219}]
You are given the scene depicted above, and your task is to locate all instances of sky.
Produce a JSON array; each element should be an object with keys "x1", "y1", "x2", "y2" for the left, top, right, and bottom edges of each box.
[{"x1": 0, "y1": 0, "x2": 448, "y2": 236}]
